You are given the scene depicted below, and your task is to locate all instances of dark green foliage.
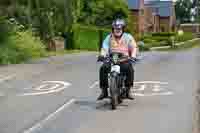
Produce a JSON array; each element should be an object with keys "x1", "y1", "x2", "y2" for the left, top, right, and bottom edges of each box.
[
  {"x1": 175, "y1": 0, "x2": 193, "y2": 23},
  {"x1": 78, "y1": 0, "x2": 128, "y2": 26}
]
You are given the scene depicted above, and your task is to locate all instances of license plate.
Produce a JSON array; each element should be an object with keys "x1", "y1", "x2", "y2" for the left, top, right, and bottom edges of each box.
[{"x1": 111, "y1": 65, "x2": 120, "y2": 73}]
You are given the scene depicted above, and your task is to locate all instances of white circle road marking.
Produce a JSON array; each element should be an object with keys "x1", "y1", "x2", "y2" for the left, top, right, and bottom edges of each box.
[
  {"x1": 152, "y1": 84, "x2": 163, "y2": 92},
  {"x1": 89, "y1": 81, "x2": 169, "y2": 89},
  {"x1": 18, "y1": 81, "x2": 71, "y2": 96},
  {"x1": 23, "y1": 98, "x2": 76, "y2": 133},
  {"x1": 133, "y1": 92, "x2": 174, "y2": 97},
  {"x1": 134, "y1": 84, "x2": 145, "y2": 91},
  {"x1": 89, "y1": 81, "x2": 99, "y2": 89},
  {"x1": 0, "y1": 74, "x2": 15, "y2": 83},
  {"x1": 34, "y1": 84, "x2": 60, "y2": 91},
  {"x1": 90, "y1": 81, "x2": 173, "y2": 96},
  {"x1": 134, "y1": 81, "x2": 168, "y2": 84}
]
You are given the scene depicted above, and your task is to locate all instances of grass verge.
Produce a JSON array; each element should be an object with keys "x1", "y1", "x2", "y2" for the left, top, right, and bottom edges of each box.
[{"x1": 155, "y1": 39, "x2": 200, "y2": 51}]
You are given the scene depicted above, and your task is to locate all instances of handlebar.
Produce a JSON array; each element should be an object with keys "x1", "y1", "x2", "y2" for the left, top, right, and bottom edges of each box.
[{"x1": 97, "y1": 56, "x2": 137, "y2": 64}]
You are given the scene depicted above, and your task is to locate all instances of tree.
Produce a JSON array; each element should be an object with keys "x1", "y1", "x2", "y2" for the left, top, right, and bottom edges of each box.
[
  {"x1": 0, "y1": 0, "x2": 129, "y2": 43},
  {"x1": 192, "y1": 0, "x2": 200, "y2": 22},
  {"x1": 175, "y1": 0, "x2": 193, "y2": 23},
  {"x1": 78, "y1": 0, "x2": 128, "y2": 27}
]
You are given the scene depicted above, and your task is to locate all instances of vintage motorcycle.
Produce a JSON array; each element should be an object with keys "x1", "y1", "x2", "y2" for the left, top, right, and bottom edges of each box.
[{"x1": 98, "y1": 52, "x2": 137, "y2": 110}]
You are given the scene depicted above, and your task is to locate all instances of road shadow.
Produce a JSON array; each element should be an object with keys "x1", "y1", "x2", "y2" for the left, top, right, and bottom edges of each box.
[{"x1": 74, "y1": 98, "x2": 128, "y2": 111}]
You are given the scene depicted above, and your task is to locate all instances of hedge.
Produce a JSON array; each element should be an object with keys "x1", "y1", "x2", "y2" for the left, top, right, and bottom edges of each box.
[
  {"x1": 151, "y1": 32, "x2": 176, "y2": 37},
  {"x1": 141, "y1": 32, "x2": 195, "y2": 48},
  {"x1": 175, "y1": 32, "x2": 195, "y2": 43},
  {"x1": 65, "y1": 24, "x2": 110, "y2": 51}
]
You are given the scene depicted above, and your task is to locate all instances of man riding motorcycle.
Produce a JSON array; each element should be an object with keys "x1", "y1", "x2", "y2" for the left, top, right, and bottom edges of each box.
[{"x1": 97, "y1": 19, "x2": 138, "y2": 100}]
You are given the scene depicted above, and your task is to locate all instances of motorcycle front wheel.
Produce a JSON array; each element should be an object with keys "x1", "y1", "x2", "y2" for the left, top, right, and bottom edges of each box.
[{"x1": 110, "y1": 76, "x2": 119, "y2": 110}]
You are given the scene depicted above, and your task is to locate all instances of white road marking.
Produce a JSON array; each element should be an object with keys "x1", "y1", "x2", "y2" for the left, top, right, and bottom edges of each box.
[
  {"x1": 89, "y1": 81, "x2": 168, "y2": 89},
  {"x1": 23, "y1": 99, "x2": 76, "y2": 133},
  {"x1": 134, "y1": 93, "x2": 145, "y2": 96},
  {"x1": 134, "y1": 91, "x2": 174, "y2": 96},
  {"x1": 134, "y1": 81, "x2": 168, "y2": 84},
  {"x1": 0, "y1": 75, "x2": 15, "y2": 83},
  {"x1": 90, "y1": 80, "x2": 173, "y2": 96},
  {"x1": 134, "y1": 84, "x2": 145, "y2": 91},
  {"x1": 18, "y1": 81, "x2": 71, "y2": 96},
  {"x1": 152, "y1": 84, "x2": 163, "y2": 92},
  {"x1": 89, "y1": 81, "x2": 99, "y2": 89},
  {"x1": 35, "y1": 84, "x2": 60, "y2": 91},
  {"x1": 132, "y1": 81, "x2": 173, "y2": 96},
  {"x1": 18, "y1": 86, "x2": 66, "y2": 96}
]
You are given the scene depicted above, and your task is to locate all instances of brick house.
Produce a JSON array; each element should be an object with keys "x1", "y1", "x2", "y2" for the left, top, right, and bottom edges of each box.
[
  {"x1": 127, "y1": 0, "x2": 145, "y2": 36},
  {"x1": 127, "y1": 0, "x2": 176, "y2": 34}
]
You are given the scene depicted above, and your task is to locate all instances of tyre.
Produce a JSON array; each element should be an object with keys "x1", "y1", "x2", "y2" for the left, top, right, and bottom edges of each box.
[{"x1": 110, "y1": 76, "x2": 118, "y2": 110}]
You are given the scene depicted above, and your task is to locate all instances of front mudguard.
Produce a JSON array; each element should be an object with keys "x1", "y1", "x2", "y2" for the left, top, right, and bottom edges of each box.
[
  {"x1": 109, "y1": 72, "x2": 119, "y2": 94},
  {"x1": 109, "y1": 72, "x2": 123, "y2": 97}
]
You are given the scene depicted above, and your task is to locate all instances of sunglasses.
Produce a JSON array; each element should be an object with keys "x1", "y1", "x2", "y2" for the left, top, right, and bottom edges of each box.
[{"x1": 114, "y1": 28, "x2": 122, "y2": 31}]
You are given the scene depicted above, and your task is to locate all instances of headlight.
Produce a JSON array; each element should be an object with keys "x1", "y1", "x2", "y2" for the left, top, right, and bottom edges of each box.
[{"x1": 112, "y1": 54, "x2": 119, "y2": 63}]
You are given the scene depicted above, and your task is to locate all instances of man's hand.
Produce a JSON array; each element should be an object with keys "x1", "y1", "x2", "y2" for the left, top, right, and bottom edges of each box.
[
  {"x1": 97, "y1": 56, "x2": 105, "y2": 62},
  {"x1": 128, "y1": 57, "x2": 137, "y2": 63}
]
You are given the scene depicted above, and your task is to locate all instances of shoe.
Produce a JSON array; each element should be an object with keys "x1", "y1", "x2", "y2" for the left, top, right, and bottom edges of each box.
[
  {"x1": 118, "y1": 97, "x2": 123, "y2": 104},
  {"x1": 97, "y1": 88, "x2": 108, "y2": 100},
  {"x1": 125, "y1": 87, "x2": 134, "y2": 100}
]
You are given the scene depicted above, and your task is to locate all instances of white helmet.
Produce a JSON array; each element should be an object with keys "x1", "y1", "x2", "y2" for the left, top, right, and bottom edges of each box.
[{"x1": 112, "y1": 19, "x2": 126, "y2": 29}]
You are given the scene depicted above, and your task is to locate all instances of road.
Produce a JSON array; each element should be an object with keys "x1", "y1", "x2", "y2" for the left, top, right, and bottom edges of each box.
[{"x1": 0, "y1": 48, "x2": 199, "y2": 133}]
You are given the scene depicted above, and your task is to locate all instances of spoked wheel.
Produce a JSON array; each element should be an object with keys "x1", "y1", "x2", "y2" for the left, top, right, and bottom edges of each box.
[{"x1": 110, "y1": 76, "x2": 119, "y2": 110}]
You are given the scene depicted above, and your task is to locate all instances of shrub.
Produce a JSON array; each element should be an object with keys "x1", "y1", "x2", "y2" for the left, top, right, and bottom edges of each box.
[
  {"x1": 11, "y1": 30, "x2": 46, "y2": 58},
  {"x1": 0, "y1": 16, "x2": 11, "y2": 43},
  {"x1": 0, "y1": 43, "x2": 20, "y2": 64},
  {"x1": 67, "y1": 24, "x2": 110, "y2": 51},
  {"x1": 175, "y1": 32, "x2": 194, "y2": 43},
  {"x1": 0, "y1": 30, "x2": 46, "y2": 64},
  {"x1": 141, "y1": 32, "x2": 176, "y2": 47},
  {"x1": 138, "y1": 44, "x2": 150, "y2": 51}
]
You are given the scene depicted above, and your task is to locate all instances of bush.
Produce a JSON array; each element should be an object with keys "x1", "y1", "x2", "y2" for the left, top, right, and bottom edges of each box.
[
  {"x1": 67, "y1": 24, "x2": 110, "y2": 51},
  {"x1": 0, "y1": 17, "x2": 11, "y2": 43},
  {"x1": 175, "y1": 32, "x2": 194, "y2": 43},
  {"x1": 141, "y1": 32, "x2": 177, "y2": 47},
  {"x1": 138, "y1": 44, "x2": 150, "y2": 51},
  {"x1": 12, "y1": 30, "x2": 46, "y2": 58},
  {"x1": 141, "y1": 32, "x2": 195, "y2": 49},
  {"x1": 0, "y1": 30, "x2": 46, "y2": 64},
  {"x1": 0, "y1": 44, "x2": 20, "y2": 64}
]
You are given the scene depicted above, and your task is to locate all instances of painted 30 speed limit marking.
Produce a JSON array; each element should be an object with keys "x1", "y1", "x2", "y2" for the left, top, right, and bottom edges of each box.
[{"x1": 132, "y1": 81, "x2": 173, "y2": 96}]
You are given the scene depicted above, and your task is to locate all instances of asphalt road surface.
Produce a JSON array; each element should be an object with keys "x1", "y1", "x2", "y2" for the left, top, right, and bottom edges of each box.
[{"x1": 0, "y1": 48, "x2": 200, "y2": 133}]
